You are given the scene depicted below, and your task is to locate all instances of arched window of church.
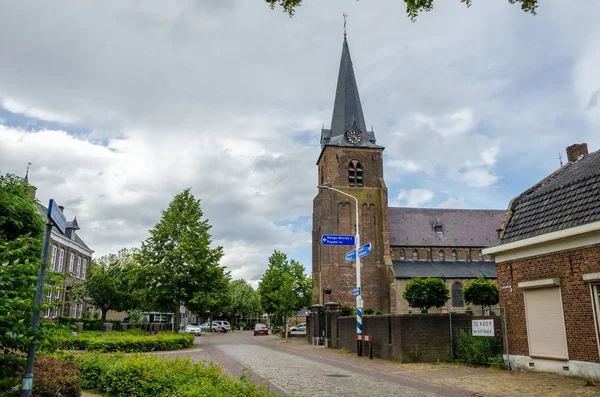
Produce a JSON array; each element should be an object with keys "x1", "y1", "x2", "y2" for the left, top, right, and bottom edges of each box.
[
  {"x1": 438, "y1": 249, "x2": 445, "y2": 261},
  {"x1": 478, "y1": 250, "x2": 483, "y2": 261},
  {"x1": 400, "y1": 249, "x2": 405, "y2": 260},
  {"x1": 452, "y1": 283, "x2": 464, "y2": 307},
  {"x1": 412, "y1": 249, "x2": 418, "y2": 261},
  {"x1": 452, "y1": 250, "x2": 457, "y2": 261},
  {"x1": 348, "y1": 160, "x2": 364, "y2": 187}
]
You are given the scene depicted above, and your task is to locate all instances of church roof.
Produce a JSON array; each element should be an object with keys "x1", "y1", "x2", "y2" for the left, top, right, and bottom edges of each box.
[
  {"x1": 320, "y1": 36, "x2": 381, "y2": 150},
  {"x1": 393, "y1": 260, "x2": 497, "y2": 279},
  {"x1": 389, "y1": 207, "x2": 505, "y2": 247},
  {"x1": 499, "y1": 148, "x2": 600, "y2": 244}
]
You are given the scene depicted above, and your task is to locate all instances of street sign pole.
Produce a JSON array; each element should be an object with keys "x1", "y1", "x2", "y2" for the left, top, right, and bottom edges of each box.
[
  {"x1": 20, "y1": 220, "x2": 52, "y2": 397},
  {"x1": 317, "y1": 186, "x2": 362, "y2": 357},
  {"x1": 21, "y1": 199, "x2": 66, "y2": 397}
]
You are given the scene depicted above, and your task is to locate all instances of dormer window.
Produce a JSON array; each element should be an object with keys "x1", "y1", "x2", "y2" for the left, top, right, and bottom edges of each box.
[
  {"x1": 434, "y1": 216, "x2": 442, "y2": 233},
  {"x1": 348, "y1": 160, "x2": 363, "y2": 187}
]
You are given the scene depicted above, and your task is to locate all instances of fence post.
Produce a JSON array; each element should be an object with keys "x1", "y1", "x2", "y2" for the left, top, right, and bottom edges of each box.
[
  {"x1": 448, "y1": 311, "x2": 453, "y2": 358},
  {"x1": 502, "y1": 307, "x2": 511, "y2": 370}
]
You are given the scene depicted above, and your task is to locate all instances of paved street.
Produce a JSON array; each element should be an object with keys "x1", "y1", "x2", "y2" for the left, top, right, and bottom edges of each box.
[{"x1": 158, "y1": 331, "x2": 600, "y2": 397}]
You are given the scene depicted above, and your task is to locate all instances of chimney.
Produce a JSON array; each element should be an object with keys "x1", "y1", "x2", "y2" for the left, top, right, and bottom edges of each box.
[
  {"x1": 58, "y1": 205, "x2": 65, "y2": 213},
  {"x1": 566, "y1": 143, "x2": 588, "y2": 162}
]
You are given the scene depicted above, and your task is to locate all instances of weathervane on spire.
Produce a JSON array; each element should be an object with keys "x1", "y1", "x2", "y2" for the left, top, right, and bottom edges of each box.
[
  {"x1": 25, "y1": 162, "x2": 32, "y2": 182},
  {"x1": 343, "y1": 13, "x2": 348, "y2": 36}
]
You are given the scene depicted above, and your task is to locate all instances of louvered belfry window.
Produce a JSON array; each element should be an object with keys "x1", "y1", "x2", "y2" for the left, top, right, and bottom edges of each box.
[{"x1": 348, "y1": 160, "x2": 363, "y2": 187}]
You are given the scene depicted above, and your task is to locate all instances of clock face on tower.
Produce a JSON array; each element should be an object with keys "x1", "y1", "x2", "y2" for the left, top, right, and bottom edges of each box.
[{"x1": 346, "y1": 130, "x2": 362, "y2": 144}]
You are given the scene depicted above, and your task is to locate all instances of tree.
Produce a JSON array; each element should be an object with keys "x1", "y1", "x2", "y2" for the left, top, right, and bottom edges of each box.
[
  {"x1": 228, "y1": 279, "x2": 263, "y2": 324},
  {"x1": 138, "y1": 189, "x2": 228, "y2": 331},
  {"x1": 463, "y1": 276, "x2": 499, "y2": 311},
  {"x1": 258, "y1": 251, "x2": 312, "y2": 340},
  {"x1": 265, "y1": 0, "x2": 538, "y2": 21},
  {"x1": 0, "y1": 173, "x2": 44, "y2": 265},
  {"x1": 73, "y1": 248, "x2": 139, "y2": 323},
  {"x1": 402, "y1": 277, "x2": 449, "y2": 313}
]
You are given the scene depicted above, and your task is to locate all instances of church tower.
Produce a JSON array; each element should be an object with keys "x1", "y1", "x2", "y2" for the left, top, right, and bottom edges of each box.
[{"x1": 312, "y1": 35, "x2": 396, "y2": 313}]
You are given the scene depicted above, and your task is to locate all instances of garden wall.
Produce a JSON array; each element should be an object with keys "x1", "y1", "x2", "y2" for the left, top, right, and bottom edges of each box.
[{"x1": 327, "y1": 312, "x2": 501, "y2": 363}]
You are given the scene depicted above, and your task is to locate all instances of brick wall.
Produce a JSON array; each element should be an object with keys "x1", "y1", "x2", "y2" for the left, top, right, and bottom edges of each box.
[
  {"x1": 498, "y1": 242, "x2": 600, "y2": 363},
  {"x1": 332, "y1": 313, "x2": 471, "y2": 362},
  {"x1": 390, "y1": 246, "x2": 493, "y2": 261}
]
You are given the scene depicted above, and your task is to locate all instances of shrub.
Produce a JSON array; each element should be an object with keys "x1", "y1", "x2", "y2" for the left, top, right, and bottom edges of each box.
[
  {"x1": 73, "y1": 352, "x2": 276, "y2": 397},
  {"x1": 40, "y1": 330, "x2": 194, "y2": 353},
  {"x1": 339, "y1": 305, "x2": 354, "y2": 316},
  {"x1": 1, "y1": 353, "x2": 81, "y2": 397},
  {"x1": 453, "y1": 329, "x2": 503, "y2": 367},
  {"x1": 237, "y1": 321, "x2": 247, "y2": 330},
  {"x1": 374, "y1": 310, "x2": 383, "y2": 315},
  {"x1": 56, "y1": 316, "x2": 122, "y2": 331},
  {"x1": 363, "y1": 307, "x2": 374, "y2": 315}
]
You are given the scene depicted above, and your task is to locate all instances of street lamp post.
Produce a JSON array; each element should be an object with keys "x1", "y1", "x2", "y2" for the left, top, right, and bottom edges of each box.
[{"x1": 318, "y1": 185, "x2": 363, "y2": 356}]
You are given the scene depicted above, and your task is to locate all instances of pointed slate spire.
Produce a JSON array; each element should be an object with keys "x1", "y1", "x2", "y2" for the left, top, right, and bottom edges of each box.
[{"x1": 330, "y1": 36, "x2": 367, "y2": 138}]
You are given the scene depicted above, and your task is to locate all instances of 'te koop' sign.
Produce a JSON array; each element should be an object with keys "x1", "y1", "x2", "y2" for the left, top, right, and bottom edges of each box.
[{"x1": 471, "y1": 319, "x2": 494, "y2": 337}]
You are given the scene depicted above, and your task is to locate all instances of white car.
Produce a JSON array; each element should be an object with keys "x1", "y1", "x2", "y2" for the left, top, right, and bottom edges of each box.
[
  {"x1": 200, "y1": 321, "x2": 224, "y2": 333},
  {"x1": 215, "y1": 320, "x2": 231, "y2": 332},
  {"x1": 290, "y1": 323, "x2": 306, "y2": 332},
  {"x1": 185, "y1": 324, "x2": 202, "y2": 336}
]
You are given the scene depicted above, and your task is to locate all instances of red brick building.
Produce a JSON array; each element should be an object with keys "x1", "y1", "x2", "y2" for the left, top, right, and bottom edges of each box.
[
  {"x1": 484, "y1": 143, "x2": 600, "y2": 379},
  {"x1": 313, "y1": 35, "x2": 504, "y2": 313}
]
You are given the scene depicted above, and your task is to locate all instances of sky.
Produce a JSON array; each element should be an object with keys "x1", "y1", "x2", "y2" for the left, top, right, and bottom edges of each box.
[{"x1": 1, "y1": 0, "x2": 599, "y2": 285}]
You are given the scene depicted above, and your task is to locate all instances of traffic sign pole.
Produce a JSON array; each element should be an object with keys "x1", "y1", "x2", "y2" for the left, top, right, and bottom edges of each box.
[{"x1": 318, "y1": 185, "x2": 362, "y2": 357}]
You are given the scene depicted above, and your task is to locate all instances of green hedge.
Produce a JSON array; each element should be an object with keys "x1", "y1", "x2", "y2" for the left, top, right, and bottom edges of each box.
[
  {"x1": 73, "y1": 353, "x2": 276, "y2": 397},
  {"x1": 56, "y1": 316, "x2": 121, "y2": 331},
  {"x1": 41, "y1": 330, "x2": 194, "y2": 353},
  {"x1": 0, "y1": 353, "x2": 81, "y2": 397}
]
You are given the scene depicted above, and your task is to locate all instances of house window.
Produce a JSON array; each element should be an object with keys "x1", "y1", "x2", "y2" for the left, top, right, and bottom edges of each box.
[
  {"x1": 452, "y1": 283, "x2": 464, "y2": 307},
  {"x1": 82, "y1": 259, "x2": 87, "y2": 280},
  {"x1": 524, "y1": 286, "x2": 568, "y2": 359},
  {"x1": 69, "y1": 253, "x2": 75, "y2": 272},
  {"x1": 58, "y1": 249, "x2": 65, "y2": 272},
  {"x1": 478, "y1": 250, "x2": 483, "y2": 261},
  {"x1": 348, "y1": 161, "x2": 364, "y2": 187},
  {"x1": 412, "y1": 249, "x2": 419, "y2": 261},
  {"x1": 55, "y1": 288, "x2": 61, "y2": 301},
  {"x1": 452, "y1": 250, "x2": 457, "y2": 261},
  {"x1": 400, "y1": 249, "x2": 405, "y2": 260},
  {"x1": 76, "y1": 257, "x2": 82, "y2": 278},
  {"x1": 51, "y1": 246, "x2": 57, "y2": 271},
  {"x1": 438, "y1": 250, "x2": 445, "y2": 261}
]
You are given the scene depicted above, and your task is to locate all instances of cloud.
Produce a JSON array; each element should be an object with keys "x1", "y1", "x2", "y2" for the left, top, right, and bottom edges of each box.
[
  {"x1": 461, "y1": 168, "x2": 498, "y2": 188},
  {"x1": 1, "y1": 0, "x2": 599, "y2": 284},
  {"x1": 391, "y1": 189, "x2": 434, "y2": 207}
]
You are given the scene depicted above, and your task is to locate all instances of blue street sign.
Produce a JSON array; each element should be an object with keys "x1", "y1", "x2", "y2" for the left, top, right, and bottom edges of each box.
[
  {"x1": 321, "y1": 234, "x2": 356, "y2": 246},
  {"x1": 352, "y1": 287, "x2": 361, "y2": 297},
  {"x1": 345, "y1": 243, "x2": 372, "y2": 263},
  {"x1": 48, "y1": 199, "x2": 67, "y2": 234}
]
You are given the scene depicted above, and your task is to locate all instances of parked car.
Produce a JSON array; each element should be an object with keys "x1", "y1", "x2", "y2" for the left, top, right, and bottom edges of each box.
[
  {"x1": 200, "y1": 321, "x2": 225, "y2": 333},
  {"x1": 254, "y1": 323, "x2": 268, "y2": 336},
  {"x1": 185, "y1": 323, "x2": 202, "y2": 336},
  {"x1": 215, "y1": 320, "x2": 231, "y2": 332},
  {"x1": 289, "y1": 323, "x2": 306, "y2": 332}
]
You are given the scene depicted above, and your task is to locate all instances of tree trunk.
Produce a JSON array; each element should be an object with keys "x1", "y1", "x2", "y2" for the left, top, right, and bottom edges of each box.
[
  {"x1": 100, "y1": 307, "x2": 108, "y2": 331},
  {"x1": 174, "y1": 302, "x2": 181, "y2": 333},
  {"x1": 284, "y1": 315, "x2": 289, "y2": 343}
]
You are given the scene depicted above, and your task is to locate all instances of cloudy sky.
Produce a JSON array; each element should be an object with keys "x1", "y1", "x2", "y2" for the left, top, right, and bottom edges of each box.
[{"x1": 1, "y1": 0, "x2": 598, "y2": 284}]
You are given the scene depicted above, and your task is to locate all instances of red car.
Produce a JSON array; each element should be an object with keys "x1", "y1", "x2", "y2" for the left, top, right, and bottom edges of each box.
[{"x1": 254, "y1": 323, "x2": 268, "y2": 336}]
